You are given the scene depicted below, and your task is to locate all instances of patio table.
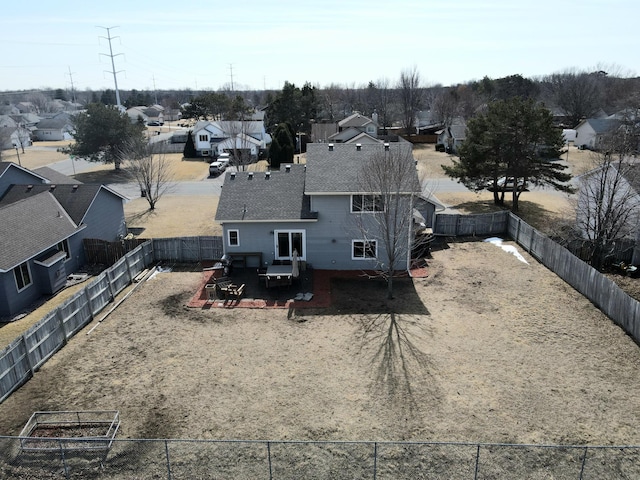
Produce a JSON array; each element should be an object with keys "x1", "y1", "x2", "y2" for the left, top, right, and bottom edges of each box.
[{"x1": 265, "y1": 264, "x2": 293, "y2": 288}]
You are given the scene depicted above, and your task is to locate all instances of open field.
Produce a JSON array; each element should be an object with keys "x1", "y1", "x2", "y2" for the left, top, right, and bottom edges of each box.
[{"x1": 1, "y1": 240, "x2": 640, "y2": 448}]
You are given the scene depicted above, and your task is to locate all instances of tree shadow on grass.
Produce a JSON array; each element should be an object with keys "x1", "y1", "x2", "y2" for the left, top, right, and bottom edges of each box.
[
  {"x1": 328, "y1": 277, "x2": 429, "y2": 316},
  {"x1": 73, "y1": 167, "x2": 132, "y2": 184},
  {"x1": 357, "y1": 311, "x2": 438, "y2": 417}
]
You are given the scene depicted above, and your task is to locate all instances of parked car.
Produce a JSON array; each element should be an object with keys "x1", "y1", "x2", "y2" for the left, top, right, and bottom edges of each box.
[
  {"x1": 209, "y1": 161, "x2": 227, "y2": 176},
  {"x1": 485, "y1": 176, "x2": 528, "y2": 192},
  {"x1": 217, "y1": 152, "x2": 231, "y2": 169},
  {"x1": 147, "y1": 121, "x2": 160, "y2": 126}
]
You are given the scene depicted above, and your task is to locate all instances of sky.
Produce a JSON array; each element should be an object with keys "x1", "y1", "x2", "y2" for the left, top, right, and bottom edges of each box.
[{"x1": 1, "y1": 0, "x2": 639, "y2": 94}]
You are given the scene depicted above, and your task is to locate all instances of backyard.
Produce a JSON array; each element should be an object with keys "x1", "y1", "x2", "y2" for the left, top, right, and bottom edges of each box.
[{"x1": 1, "y1": 239, "x2": 640, "y2": 449}]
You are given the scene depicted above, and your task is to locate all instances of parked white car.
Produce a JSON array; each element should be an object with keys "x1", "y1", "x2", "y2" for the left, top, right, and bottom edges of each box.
[
  {"x1": 209, "y1": 161, "x2": 227, "y2": 176},
  {"x1": 486, "y1": 176, "x2": 528, "y2": 192},
  {"x1": 217, "y1": 152, "x2": 231, "y2": 169}
]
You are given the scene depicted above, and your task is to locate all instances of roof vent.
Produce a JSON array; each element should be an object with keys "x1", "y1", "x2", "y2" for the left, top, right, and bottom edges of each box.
[
  {"x1": 248, "y1": 172, "x2": 254, "y2": 180},
  {"x1": 26, "y1": 184, "x2": 33, "y2": 191},
  {"x1": 285, "y1": 165, "x2": 291, "y2": 172},
  {"x1": 50, "y1": 184, "x2": 56, "y2": 191},
  {"x1": 356, "y1": 143, "x2": 362, "y2": 151},
  {"x1": 72, "y1": 184, "x2": 79, "y2": 191},
  {"x1": 265, "y1": 171, "x2": 271, "y2": 179},
  {"x1": 230, "y1": 172, "x2": 236, "y2": 180},
  {"x1": 328, "y1": 143, "x2": 334, "y2": 151},
  {"x1": 384, "y1": 142, "x2": 390, "y2": 151}
]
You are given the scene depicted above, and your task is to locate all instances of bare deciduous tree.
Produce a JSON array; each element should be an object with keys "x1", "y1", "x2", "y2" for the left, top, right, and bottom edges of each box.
[
  {"x1": 122, "y1": 141, "x2": 174, "y2": 210},
  {"x1": 574, "y1": 108, "x2": 640, "y2": 268},
  {"x1": 355, "y1": 143, "x2": 422, "y2": 299},
  {"x1": 397, "y1": 66, "x2": 423, "y2": 136}
]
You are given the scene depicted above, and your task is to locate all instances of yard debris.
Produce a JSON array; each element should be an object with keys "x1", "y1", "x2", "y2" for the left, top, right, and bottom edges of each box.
[{"x1": 294, "y1": 292, "x2": 314, "y2": 301}]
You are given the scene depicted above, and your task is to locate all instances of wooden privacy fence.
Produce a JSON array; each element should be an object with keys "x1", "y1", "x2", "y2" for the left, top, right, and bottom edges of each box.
[
  {"x1": 84, "y1": 237, "x2": 224, "y2": 266},
  {"x1": 434, "y1": 210, "x2": 640, "y2": 343},
  {"x1": 0, "y1": 241, "x2": 154, "y2": 404},
  {"x1": 434, "y1": 211, "x2": 509, "y2": 236},
  {"x1": 508, "y1": 214, "x2": 640, "y2": 344},
  {"x1": 151, "y1": 236, "x2": 223, "y2": 262}
]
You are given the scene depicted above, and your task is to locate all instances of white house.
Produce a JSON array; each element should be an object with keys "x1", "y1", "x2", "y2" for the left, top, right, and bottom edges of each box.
[
  {"x1": 574, "y1": 118, "x2": 619, "y2": 150},
  {"x1": 191, "y1": 119, "x2": 271, "y2": 160}
]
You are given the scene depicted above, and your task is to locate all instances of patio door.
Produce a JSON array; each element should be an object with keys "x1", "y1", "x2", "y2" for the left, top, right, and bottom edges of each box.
[{"x1": 275, "y1": 230, "x2": 305, "y2": 260}]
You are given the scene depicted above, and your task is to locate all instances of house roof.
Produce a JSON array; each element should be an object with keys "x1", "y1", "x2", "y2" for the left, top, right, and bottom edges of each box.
[
  {"x1": 0, "y1": 162, "x2": 49, "y2": 183},
  {"x1": 328, "y1": 126, "x2": 365, "y2": 142},
  {"x1": 0, "y1": 192, "x2": 82, "y2": 272},
  {"x1": 449, "y1": 125, "x2": 467, "y2": 140},
  {"x1": 215, "y1": 164, "x2": 316, "y2": 222},
  {"x1": 305, "y1": 142, "x2": 418, "y2": 194},
  {"x1": 576, "y1": 118, "x2": 619, "y2": 134},
  {"x1": 0, "y1": 184, "x2": 124, "y2": 225},
  {"x1": 36, "y1": 115, "x2": 72, "y2": 130},
  {"x1": 338, "y1": 113, "x2": 376, "y2": 128},
  {"x1": 33, "y1": 166, "x2": 81, "y2": 185}
]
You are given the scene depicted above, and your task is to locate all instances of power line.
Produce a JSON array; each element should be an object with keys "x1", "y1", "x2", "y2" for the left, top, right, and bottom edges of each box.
[{"x1": 97, "y1": 26, "x2": 124, "y2": 109}]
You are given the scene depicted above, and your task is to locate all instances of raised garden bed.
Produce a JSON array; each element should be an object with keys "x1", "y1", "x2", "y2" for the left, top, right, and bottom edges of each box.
[{"x1": 18, "y1": 410, "x2": 120, "y2": 452}]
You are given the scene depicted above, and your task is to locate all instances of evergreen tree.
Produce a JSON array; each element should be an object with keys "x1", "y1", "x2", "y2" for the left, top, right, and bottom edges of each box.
[
  {"x1": 64, "y1": 103, "x2": 145, "y2": 170},
  {"x1": 443, "y1": 97, "x2": 573, "y2": 212},
  {"x1": 269, "y1": 124, "x2": 294, "y2": 169},
  {"x1": 183, "y1": 130, "x2": 197, "y2": 158}
]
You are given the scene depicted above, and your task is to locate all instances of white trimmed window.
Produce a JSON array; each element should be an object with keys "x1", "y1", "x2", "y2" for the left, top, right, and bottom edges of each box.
[
  {"x1": 57, "y1": 239, "x2": 70, "y2": 260},
  {"x1": 13, "y1": 262, "x2": 32, "y2": 291},
  {"x1": 351, "y1": 194, "x2": 384, "y2": 213},
  {"x1": 228, "y1": 229, "x2": 239, "y2": 247},
  {"x1": 352, "y1": 240, "x2": 377, "y2": 259},
  {"x1": 199, "y1": 134, "x2": 208, "y2": 142}
]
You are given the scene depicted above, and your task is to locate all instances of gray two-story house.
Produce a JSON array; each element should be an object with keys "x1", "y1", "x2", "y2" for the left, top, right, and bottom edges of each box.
[
  {"x1": 0, "y1": 162, "x2": 127, "y2": 319},
  {"x1": 215, "y1": 141, "x2": 420, "y2": 271}
]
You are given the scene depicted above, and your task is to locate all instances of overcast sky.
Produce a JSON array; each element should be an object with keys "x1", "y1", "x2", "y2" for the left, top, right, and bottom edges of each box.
[{"x1": 1, "y1": 0, "x2": 638, "y2": 93}]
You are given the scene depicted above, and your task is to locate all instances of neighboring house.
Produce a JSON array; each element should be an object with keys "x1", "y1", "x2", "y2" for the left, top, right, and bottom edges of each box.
[
  {"x1": 327, "y1": 113, "x2": 379, "y2": 143},
  {"x1": 575, "y1": 163, "x2": 640, "y2": 264},
  {"x1": 0, "y1": 126, "x2": 32, "y2": 150},
  {"x1": 0, "y1": 163, "x2": 127, "y2": 319},
  {"x1": 215, "y1": 141, "x2": 421, "y2": 271},
  {"x1": 126, "y1": 105, "x2": 165, "y2": 125},
  {"x1": 437, "y1": 124, "x2": 467, "y2": 153},
  {"x1": 126, "y1": 107, "x2": 149, "y2": 125},
  {"x1": 311, "y1": 122, "x2": 339, "y2": 143},
  {"x1": 574, "y1": 118, "x2": 619, "y2": 150},
  {"x1": 0, "y1": 115, "x2": 18, "y2": 128},
  {"x1": 0, "y1": 162, "x2": 49, "y2": 197},
  {"x1": 34, "y1": 113, "x2": 74, "y2": 141},
  {"x1": 192, "y1": 119, "x2": 271, "y2": 160}
]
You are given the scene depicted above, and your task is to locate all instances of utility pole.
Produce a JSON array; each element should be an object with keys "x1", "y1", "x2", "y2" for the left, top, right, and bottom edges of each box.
[
  {"x1": 97, "y1": 26, "x2": 123, "y2": 110},
  {"x1": 66, "y1": 66, "x2": 77, "y2": 103}
]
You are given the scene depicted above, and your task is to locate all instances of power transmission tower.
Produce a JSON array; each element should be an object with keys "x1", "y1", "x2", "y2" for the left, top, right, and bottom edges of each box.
[
  {"x1": 228, "y1": 63, "x2": 235, "y2": 92},
  {"x1": 97, "y1": 26, "x2": 124, "y2": 109},
  {"x1": 66, "y1": 66, "x2": 77, "y2": 103}
]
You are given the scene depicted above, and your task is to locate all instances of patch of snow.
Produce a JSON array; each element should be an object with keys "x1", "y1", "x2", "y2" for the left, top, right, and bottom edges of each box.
[{"x1": 483, "y1": 237, "x2": 529, "y2": 264}]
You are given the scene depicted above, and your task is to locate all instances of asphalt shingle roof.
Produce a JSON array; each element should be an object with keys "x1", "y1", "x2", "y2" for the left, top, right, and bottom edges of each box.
[
  {"x1": 215, "y1": 164, "x2": 316, "y2": 222},
  {"x1": 0, "y1": 192, "x2": 82, "y2": 271},
  {"x1": 0, "y1": 184, "x2": 106, "y2": 225},
  {"x1": 304, "y1": 142, "x2": 418, "y2": 194},
  {"x1": 33, "y1": 166, "x2": 81, "y2": 185}
]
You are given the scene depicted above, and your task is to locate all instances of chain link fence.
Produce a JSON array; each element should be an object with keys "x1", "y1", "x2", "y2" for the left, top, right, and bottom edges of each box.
[{"x1": 1, "y1": 437, "x2": 638, "y2": 479}]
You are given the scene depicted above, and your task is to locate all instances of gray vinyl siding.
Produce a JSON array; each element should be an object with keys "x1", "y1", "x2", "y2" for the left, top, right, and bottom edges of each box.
[
  {"x1": 82, "y1": 190, "x2": 126, "y2": 241},
  {"x1": 223, "y1": 194, "x2": 412, "y2": 271},
  {"x1": 0, "y1": 168, "x2": 45, "y2": 198},
  {"x1": 0, "y1": 262, "x2": 40, "y2": 319}
]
